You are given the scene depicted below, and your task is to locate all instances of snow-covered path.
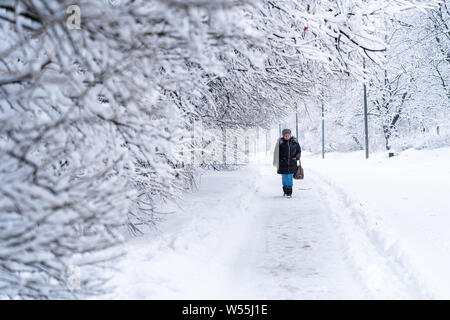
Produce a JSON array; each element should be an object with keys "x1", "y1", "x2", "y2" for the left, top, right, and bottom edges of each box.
[
  {"x1": 229, "y1": 162, "x2": 367, "y2": 299},
  {"x1": 106, "y1": 157, "x2": 415, "y2": 299}
]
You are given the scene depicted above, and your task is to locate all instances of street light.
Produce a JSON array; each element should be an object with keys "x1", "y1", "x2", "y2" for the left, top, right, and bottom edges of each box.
[
  {"x1": 363, "y1": 58, "x2": 369, "y2": 159},
  {"x1": 322, "y1": 102, "x2": 325, "y2": 159}
]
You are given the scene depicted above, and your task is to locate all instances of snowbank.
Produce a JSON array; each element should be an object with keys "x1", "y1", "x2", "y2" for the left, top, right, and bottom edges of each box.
[{"x1": 306, "y1": 147, "x2": 450, "y2": 298}]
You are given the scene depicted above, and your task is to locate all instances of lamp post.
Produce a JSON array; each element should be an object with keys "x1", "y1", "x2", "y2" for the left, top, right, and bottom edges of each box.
[
  {"x1": 322, "y1": 102, "x2": 325, "y2": 159},
  {"x1": 363, "y1": 58, "x2": 369, "y2": 159}
]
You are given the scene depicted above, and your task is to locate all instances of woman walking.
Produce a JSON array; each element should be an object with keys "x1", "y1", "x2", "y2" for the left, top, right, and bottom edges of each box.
[{"x1": 273, "y1": 129, "x2": 301, "y2": 198}]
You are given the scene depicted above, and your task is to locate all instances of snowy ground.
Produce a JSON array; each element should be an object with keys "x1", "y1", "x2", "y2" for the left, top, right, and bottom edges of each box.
[
  {"x1": 104, "y1": 147, "x2": 450, "y2": 299},
  {"x1": 307, "y1": 147, "x2": 450, "y2": 299}
]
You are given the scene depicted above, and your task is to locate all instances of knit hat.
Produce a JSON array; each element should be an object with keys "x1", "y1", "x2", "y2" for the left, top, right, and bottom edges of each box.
[{"x1": 282, "y1": 129, "x2": 291, "y2": 136}]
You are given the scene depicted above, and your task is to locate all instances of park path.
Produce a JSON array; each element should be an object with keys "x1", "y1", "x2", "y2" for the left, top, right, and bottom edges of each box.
[{"x1": 106, "y1": 158, "x2": 415, "y2": 299}]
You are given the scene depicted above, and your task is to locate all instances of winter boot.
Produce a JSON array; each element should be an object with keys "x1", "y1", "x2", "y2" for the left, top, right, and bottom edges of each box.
[
  {"x1": 286, "y1": 186, "x2": 293, "y2": 198},
  {"x1": 282, "y1": 186, "x2": 287, "y2": 196}
]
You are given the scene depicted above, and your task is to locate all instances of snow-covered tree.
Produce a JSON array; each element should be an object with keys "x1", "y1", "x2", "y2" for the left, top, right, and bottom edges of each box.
[{"x1": 0, "y1": 0, "x2": 248, "y2": 298}]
